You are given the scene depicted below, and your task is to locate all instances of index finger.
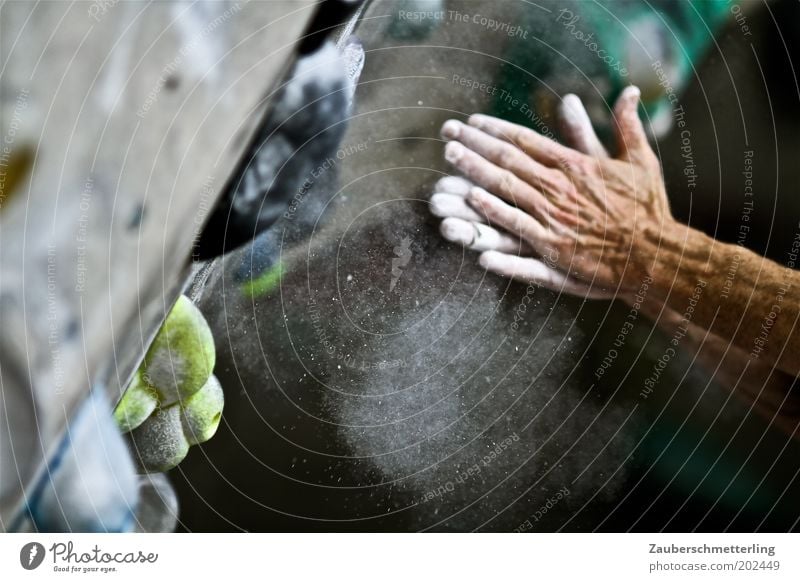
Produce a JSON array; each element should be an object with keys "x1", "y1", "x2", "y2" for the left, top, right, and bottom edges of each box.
[
  {"x1": 468, "y1": 113, "x2": 581, "y2": 170},
  {"x1": 558, "y1": 94, "x2": 610, "y2": 160}
]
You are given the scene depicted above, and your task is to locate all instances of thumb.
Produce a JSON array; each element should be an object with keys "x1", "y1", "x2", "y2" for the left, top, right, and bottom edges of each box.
[{"x1": 613, "y1": 86, "x2": 649, "y2": 161}]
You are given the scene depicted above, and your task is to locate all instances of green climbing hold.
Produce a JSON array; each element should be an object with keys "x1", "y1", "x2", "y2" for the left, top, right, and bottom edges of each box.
[
  {"x1": 240, "y1": 262, "x2": 284, "y2": 298},
  {"x1": 113, "y1": 373, "x2": 158, "y2": 434},
  {"x1": 141, "y1": 295, "x2": 216, "y2": 406},
  {"x1": 180, "y1": 375, "x2": 224, "y2": 445},
  {"x1": 128, "y1": 404, "x2": 190, "y2": 474}
]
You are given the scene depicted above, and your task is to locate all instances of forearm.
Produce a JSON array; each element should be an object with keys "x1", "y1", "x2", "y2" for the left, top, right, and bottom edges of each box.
[
  {"x1": 637, "y1": 221, "x2": 800, "y2": 377},
  {"x1": 637, "y1": 297, "x2": 800, "y2": 435}
]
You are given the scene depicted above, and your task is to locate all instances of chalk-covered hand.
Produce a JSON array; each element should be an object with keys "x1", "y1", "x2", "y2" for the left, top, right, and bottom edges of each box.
[{"x1": 436, "y1": 86, "x2": 672, "y2": 300}]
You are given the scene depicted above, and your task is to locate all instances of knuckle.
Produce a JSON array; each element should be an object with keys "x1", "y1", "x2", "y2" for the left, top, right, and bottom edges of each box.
[
  {"x1": 484, "y1": 204, "x2": 501, "y2": 222},
  {"x1": 645, "y1": 151, "x2": 661, "y2": 171},
  {"x1": 551, "y1": 172, "x2": 572, "y2": 193},
  {"x1": 557, "y1": 153, "x2": 578, "y2": 174},
  {"x1": 509, "y1": 127, "x2": 525, "y2": 147},
  {"x1": 499, "y1": 170, "x2": 517, "y2": 196},
  {"x1": 498, "y1": 147, "x2": 517, "y2": 169},
  {"x1": 479, "y1": 198, "x2": 502, "y2": 222},
  {"x1": 574, "y1": 156, "x2": 598, "y2": 177}
]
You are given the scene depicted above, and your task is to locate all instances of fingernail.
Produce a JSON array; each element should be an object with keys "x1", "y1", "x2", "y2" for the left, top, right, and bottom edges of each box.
[
  {"x1": 439, "y1": 217, "x2": 474, "y2": 246},
  {"x1": 469, "y1": 113, "x2": 489, "y2": 128},
  {"x1": 435, "y1": 176, "x2": 472, "y2": 196},
  {"x1": 441, "y1": 119, "x2": 461, "y2": 140},
  {"x1": 467, "y1": 186, "x2": 489, "y2": 209},
  {"x1": 429, "y1": 193, "x2": 447, "y2": 217},
  {"x1": 625, "y1": 85, "x2": 641, "y2": 102},
  {"x1": 444, "y1": 141, "x2": 464, "y2": 163},
  {"x1": 560, "y1": 94, "x2": 582, "y2": 123},
  {"x1": 562, "y1": 93, "x2": 581, "y2": 107}
]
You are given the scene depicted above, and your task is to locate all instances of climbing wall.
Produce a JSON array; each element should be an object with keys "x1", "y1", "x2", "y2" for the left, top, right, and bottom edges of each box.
[
  {"x1": 0, "y1": 0, "x2": 316, "y2": 529},
  {"x1": 173, "y1": 0, "x2": 800, "y2": 532}
]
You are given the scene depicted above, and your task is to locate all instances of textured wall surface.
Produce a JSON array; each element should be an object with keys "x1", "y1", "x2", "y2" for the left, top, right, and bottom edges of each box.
[
  {"x1": 0, "y1": 0, "x2": 315, "y2": 528},
  {"x1": 175, "y1": 0, "x2": 800, "y2": 531}
]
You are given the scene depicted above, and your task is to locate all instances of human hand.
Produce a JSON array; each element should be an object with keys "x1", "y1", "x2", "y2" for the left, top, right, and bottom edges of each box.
[{"x1": 434, "y1": 86, "x2": 674, "y2": 300}]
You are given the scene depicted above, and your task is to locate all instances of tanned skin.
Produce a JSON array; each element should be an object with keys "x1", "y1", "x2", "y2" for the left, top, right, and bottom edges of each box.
[{"x1": 432, "y1": 86, "x2": 800, "y2": 436}]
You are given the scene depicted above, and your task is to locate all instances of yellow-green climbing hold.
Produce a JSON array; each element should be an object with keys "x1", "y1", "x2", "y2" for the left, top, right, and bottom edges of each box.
[
  {"x1": 180, "y1": 375, "x2": 224, "y2": 445},
  {"x1": 141, "y1": 295, "x2": 215, "y2": 406},
  {"x1": 119, "y1": 294, "x2": 224, "y2": 474},
  {"x1": 128, "y1": 404, "x2": 190, "y2": 474},
  {"x1": 113, "y1": 372, "x2": 158, "y2": 433}
]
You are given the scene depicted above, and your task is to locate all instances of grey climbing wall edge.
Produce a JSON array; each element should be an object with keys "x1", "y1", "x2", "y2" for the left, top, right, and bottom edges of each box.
[{"x1": 0, "y1": 0, "x2": 316, "y2": 528}]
